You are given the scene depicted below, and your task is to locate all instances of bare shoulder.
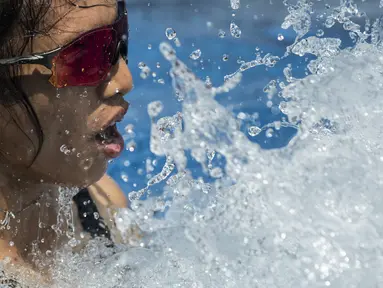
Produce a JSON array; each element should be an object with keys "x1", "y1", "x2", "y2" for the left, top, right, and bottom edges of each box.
[{"x1": 87, "y1": 174, "x2": 128, "y2": 208}]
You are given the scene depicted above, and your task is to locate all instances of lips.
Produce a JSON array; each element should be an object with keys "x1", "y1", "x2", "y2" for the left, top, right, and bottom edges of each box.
[{"x1": 92, "y1": 105, "x2": 128, "y2": 159}]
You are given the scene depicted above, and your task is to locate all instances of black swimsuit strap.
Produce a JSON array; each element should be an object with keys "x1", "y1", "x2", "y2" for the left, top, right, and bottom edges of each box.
[{"x1": 73, "y1": 188, "x2": 111, "y2": 240}]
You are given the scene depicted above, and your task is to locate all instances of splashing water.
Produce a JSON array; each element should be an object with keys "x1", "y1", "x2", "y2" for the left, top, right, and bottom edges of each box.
[{"x1": 36, "y1": 1, "x2": 383, "y2": 287}]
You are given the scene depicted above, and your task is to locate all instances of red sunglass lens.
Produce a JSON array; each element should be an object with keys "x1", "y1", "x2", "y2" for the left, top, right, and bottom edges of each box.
[{"x1": 52, "y1": 29, "x2": 118, "y2": 88}]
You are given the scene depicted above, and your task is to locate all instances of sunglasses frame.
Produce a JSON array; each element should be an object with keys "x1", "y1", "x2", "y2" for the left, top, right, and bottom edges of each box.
[{"x1": 0, "y1": 1, "x2": 128, "y2": 87}]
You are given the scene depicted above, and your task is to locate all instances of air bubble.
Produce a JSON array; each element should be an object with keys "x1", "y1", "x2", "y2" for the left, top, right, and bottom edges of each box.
[
  {"x1": 218, "y1": 30, "x2": 226, "y2": 38},
  {"x1": 222, "y1": 54, "x2": 229, "y2": 61},
  {"x1": 277, "y1": 34, "x2": 284, "y2": 41}
]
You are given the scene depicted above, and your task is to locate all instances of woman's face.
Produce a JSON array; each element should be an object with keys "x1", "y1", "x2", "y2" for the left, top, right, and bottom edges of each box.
[{"x1": 0, "y1": 0, "x2": 133, "y2": 187}]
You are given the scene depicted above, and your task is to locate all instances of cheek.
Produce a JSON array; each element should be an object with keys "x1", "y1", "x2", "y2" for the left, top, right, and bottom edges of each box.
[
  {"x1": 30, "y1": 89, "x2": 103, "y2": 160},
  {"x1": 31, "y1": 91, "x2": 95, "y2": 140},
  {"x1": 0, "y1": 105, "x2": 40, "y2": 165},
  {"x1": 27, "y1": 89, "x2": 107, "y2": 185}
]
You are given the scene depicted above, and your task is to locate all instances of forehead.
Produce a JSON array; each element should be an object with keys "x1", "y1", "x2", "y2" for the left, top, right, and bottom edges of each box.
[{"x1": 35, "y1": 0, "x2": 117, "y2": 52}]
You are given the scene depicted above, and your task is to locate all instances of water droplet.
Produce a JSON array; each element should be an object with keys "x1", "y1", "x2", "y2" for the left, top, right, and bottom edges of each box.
[
  {"x1": 210, "y1": 167, "x2": 223, "y2": 178},
  {"x1": 157, "y1": 78, "x2": 165, "y2": 84},
  {"x1": 138, "y1": 62, "x2": 146, "y2": 69},
  {"x1": 316, "y1": 29, "x2": 324, "y2": 37},
  {"x1": 148, "y1": 44, "x2": 152, "y2": 50},
  {"x1": 165, "y1": 28, "x2": 177, "y2": 40},
  {"x1": 266, "y1": 128, "x2": 274, "y2": 138},
  {"x1": 68, "y1": 238, "x2": 78, "y2": 248},
  {"x1": 218, "y1": 29, "x2": 226, "y2": 38},
  {"x1": 230, "y1": 0, "x2": 240, "y2": 10},
  {"x1": 60, "y1": 144, "x2": 68, "y2": 153},
  {"x1": 45, "y1": 250, "x2": 52, "y2": 257},
  {"x1": 80, "y1": 88, "x2": 88, "y2": 98},
  {"x1": 65, "y1": 130, "x2": 70, "y2": 135},
  {"x1": 124, "y1": 124, "x2": 134, "y2": 134},
  {"x1": 274, "y1": 121, "x2": 281, "y2": 130},
  {"x1": 121, "y1": 173, "x2": 129, "y2": 182},
  {"x1": 248, "y1": 126, "x2": 262, "y2": 137},
  {"x1": 230, "y1": 22, "x2": 242, "y2": 38},
  {"x1": 93, "y1": 212, "x2": 99, "y2": 220},
  {"x1": 189, "y1": 49, "x2": 202, "y2": 60},
  {"x1": 127, "y1": 140, "x2": 136, "y2": 152},
  {"x1": 148, "y1": 101, "x2": 164, "y2": 118},
  {"x1": 140, "y1": 70, "x2": 150, "y2": 79},
  {"x1": 8, "y1": 241, "x2": 14, "y2": 247},
  {"x1": 173, "y1": 37, "x2": 182, "y2": 47},
  {"x1": 205, "y1": 76, "x2": 212, "y2": 88},
  {"x1": 277, "y1": 34, "x2": 284, "y2": 41},
  {"x1": 156, "y1": 62, "x2": 161, "y2": 68},
  {"x1": 325, "y1": 17, "x2": 335, "y2": 28}
]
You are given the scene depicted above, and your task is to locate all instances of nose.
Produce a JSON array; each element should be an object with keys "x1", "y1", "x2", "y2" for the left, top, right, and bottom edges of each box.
[{"x1": 98, "y1": 57, "x2": 133, "y2": 99}]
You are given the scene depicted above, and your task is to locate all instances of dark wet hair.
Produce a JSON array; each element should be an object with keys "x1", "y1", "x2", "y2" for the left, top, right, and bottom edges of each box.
[{"x1": 0, "y1": 0, "x2": 49, "y2": 162}]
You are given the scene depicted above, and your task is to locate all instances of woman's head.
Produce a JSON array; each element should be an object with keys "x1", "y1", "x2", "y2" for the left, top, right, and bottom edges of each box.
[{"x1": 0, "y1": 0, "x2": 133, "y2": 188}]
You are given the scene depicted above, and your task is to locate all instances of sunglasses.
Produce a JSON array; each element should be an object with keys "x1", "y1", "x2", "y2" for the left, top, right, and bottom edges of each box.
[{"x1": 0, "y1": 1, "x2": 128, "y2": 88}]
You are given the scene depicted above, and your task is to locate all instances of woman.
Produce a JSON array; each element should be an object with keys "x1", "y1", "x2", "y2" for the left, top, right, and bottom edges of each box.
[{"x1": 0, "y1": 0, "x2": 133, "y2": 285}]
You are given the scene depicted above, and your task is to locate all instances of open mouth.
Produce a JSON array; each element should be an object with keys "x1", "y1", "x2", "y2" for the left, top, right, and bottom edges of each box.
[
  {"x1": 95, "y1": 123, "x2": 119, "y2": 143},
  {"x1": 94, "y1": 123, "x2": 124, "y2": 158}
]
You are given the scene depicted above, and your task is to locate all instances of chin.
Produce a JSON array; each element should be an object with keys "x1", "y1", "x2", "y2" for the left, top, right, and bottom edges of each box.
[{"x1": 52, "y1": 159, "x2": 107, "y2": 189}]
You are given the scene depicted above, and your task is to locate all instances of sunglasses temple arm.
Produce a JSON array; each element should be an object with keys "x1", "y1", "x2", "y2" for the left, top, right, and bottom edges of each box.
[{"x1": 0, "y1": 48, "x2": 59, "y2": 66}]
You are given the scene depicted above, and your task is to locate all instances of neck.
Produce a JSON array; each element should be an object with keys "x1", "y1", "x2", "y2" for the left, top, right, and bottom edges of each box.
[{"x1": 0, "y1": 170, "x2": 75, "y2": 270}]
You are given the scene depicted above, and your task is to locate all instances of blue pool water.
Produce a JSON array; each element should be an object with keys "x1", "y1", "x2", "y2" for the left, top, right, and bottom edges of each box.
[
  {"x1": 108, "y1": 0, "x2": 380, "y2": 197},
  {"x1": 108, "y1": 0, "x2": 292, "y2": 195}
]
